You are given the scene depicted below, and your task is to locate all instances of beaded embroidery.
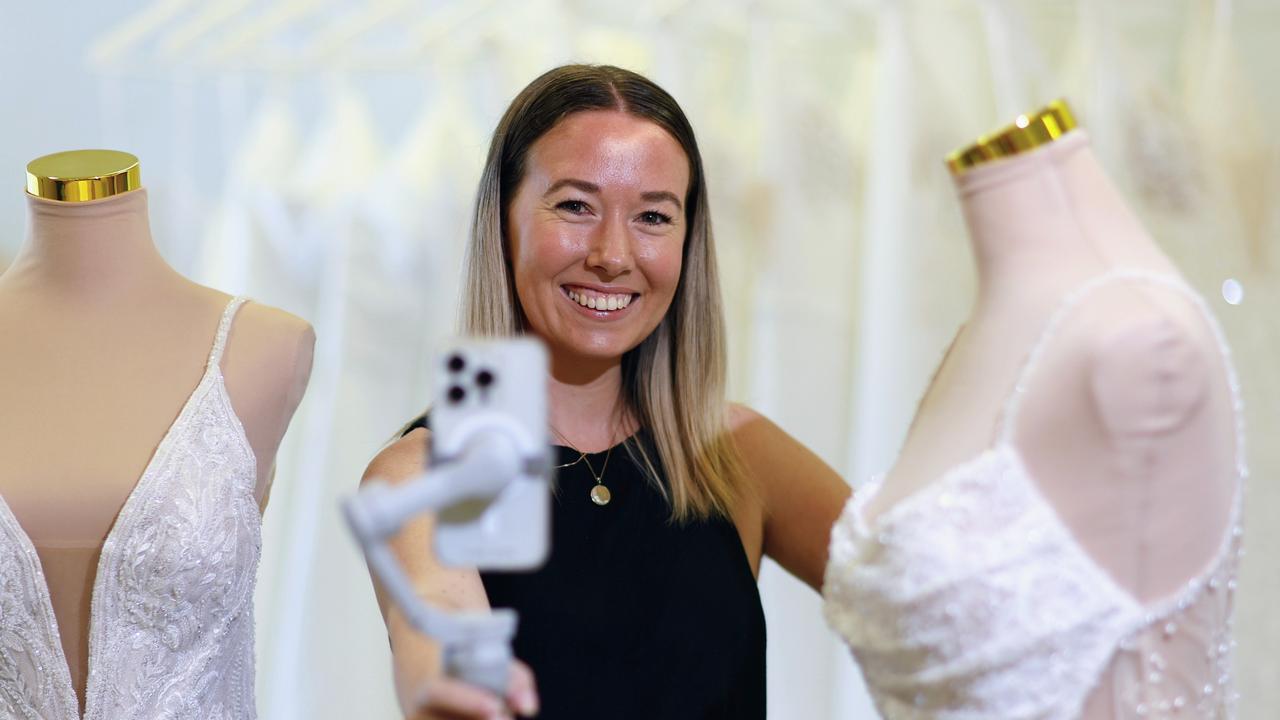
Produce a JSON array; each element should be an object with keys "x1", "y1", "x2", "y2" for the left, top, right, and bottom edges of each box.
[
  {"x1": 0, "y1": 297, "x2": 261, "y2": 719},
  {"x1": 824, "y1": 271, "x2": 1245, "y2": 719}
]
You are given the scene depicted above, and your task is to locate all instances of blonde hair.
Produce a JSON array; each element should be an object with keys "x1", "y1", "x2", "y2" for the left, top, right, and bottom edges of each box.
[{"x1": 459, "y1": 64, "x2": 748, "y2": 522}]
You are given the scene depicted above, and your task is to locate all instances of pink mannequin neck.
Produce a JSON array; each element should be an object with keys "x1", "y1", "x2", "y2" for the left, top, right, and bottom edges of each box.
[
  {"x1": 952, "y1": 130, "x2": 1175, "y2": 310},
  {"x1": 8, "y1": 188, "x2": 182, "y2": 299}
]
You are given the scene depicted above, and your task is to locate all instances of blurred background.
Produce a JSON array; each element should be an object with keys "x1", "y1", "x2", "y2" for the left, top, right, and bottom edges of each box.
[{"x1": 1, "y1": 0, "x2": 1277, "y2": 717}]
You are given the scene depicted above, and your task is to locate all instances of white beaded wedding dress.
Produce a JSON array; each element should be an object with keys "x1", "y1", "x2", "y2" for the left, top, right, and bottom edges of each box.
[
  {"x1": 824, "y1": 271, "x2": 1245, "y2": 719},
  {"x1": 0, "y1": 297, "x2": 261, "y2": 719}
]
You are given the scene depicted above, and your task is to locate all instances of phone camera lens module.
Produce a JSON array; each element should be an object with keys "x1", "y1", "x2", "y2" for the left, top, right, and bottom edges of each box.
[
  {"x1": 447, "y1": 354, "x2": 466, "y2": 372},
  {"x1": 447, "y1": 386, "x2": 466, "y2": 403},
  {"x1": 476, "y1": 370, "x2": 494, "y2": 387}
]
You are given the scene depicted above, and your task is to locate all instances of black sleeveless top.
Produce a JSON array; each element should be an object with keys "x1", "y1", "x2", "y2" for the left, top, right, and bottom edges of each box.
[{"x1": 402, "y1": 416, "x2": 766, "y2": 719}]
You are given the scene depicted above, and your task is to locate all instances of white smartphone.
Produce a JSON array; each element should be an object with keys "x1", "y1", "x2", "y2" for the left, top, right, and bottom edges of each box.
[{"x1": 429, "y1": 338, "x2": 551, "y2": 570}]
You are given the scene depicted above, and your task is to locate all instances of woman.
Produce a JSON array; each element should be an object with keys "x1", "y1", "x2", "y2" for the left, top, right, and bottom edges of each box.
[{"x1": 362, "y1": 64, "x2": 850, "y2": 719}]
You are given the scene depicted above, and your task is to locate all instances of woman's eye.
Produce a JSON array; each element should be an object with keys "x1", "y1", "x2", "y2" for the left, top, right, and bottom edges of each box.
[
  {"x1": 556, "y1": 200, "x2": 590, "y2": 215},
  {"x1": 638, "y1": 211, "x2": 673, "y2": 225}
]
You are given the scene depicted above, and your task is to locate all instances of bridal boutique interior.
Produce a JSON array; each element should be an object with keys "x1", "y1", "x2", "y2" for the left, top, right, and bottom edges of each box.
[{"x1": 1, "y1": 1, "x2": 1277, "y2": 718}]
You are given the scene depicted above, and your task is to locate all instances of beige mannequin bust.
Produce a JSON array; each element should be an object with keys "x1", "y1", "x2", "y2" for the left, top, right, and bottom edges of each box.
[
  {"x1": 860, "y1": 106, "x2": 1239, "y2": 715},
  {"x1": 0, "y1": 150, "x2": 314, "y2": 711}
]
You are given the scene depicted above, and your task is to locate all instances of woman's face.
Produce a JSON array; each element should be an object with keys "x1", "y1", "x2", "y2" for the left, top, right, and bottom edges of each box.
[{"x1": 507, "y1": 109, "x2": 690, "y2": 363}]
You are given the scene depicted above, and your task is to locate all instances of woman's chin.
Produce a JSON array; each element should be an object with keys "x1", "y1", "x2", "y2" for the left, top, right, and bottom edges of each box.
[
  {"x1": 546, "y1": 333, "x2": 643, "y2": 364},
  {"x1": 568, "y1": 342, "x2": 632, "y2": 362}
]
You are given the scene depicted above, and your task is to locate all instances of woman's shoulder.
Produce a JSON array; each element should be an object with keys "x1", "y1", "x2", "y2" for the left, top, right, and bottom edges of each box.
[
  {"x1": 723, "y1": 403, "x2": 779, "y2": 485},
  {"x1": 723, "y1": 402, "x2": 841, "y2": 490},
  {"x1": 726, "y1": 402, "x2": 774, "y2": 438},
  {"x1": 727, "y1": 402, "x2": 754, "y2": 425},
  {"x1": 363, "y1": 426, "x2": 429, "y2": 485}
]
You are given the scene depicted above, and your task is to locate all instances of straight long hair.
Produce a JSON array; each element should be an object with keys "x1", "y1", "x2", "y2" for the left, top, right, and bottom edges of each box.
[{"x1": 460, "y1": 64, "x2": 747, "y2": 522}]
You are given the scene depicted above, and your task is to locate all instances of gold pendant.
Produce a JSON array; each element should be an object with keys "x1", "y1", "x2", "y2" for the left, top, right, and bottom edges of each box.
[{"x1": 590, "y1": 484, "x2": 612, "y2": 506}]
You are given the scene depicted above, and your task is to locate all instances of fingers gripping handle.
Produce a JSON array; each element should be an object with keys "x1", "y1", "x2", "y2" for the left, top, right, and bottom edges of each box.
[{"x1": 444, "y1": 611, "x2": 518, "y2": 695}]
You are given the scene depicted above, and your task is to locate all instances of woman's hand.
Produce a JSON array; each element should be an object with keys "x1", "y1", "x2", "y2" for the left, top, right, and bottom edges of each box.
[{"x1": 402, "y1": 659, "x2": 539, "y2": 719}]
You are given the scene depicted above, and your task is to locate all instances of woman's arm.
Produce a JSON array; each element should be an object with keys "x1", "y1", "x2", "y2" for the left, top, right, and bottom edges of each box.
[
  {"x1": 728, "y1": 404, "x2": 852, "y2": 592},
  {"x1": 361, "y1": 428, "x2": 538, "y2": 719}
]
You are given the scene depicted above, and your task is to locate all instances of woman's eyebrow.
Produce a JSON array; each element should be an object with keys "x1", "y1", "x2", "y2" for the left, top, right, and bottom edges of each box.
[
  {"x1": 641, "y1": 190, "x2": 682, "y2": 211},
  {"x1": 544, "y1": 178, "x2": 600, "y2": 195}
]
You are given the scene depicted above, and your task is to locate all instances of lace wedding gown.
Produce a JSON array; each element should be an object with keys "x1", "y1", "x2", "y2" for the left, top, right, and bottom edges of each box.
[
  {"x1": 0, "y1": 297, "x2": 261, "y2": 719},
  {"x1": 824, "y1": 271, "x2": 1245, "y2": 719}
]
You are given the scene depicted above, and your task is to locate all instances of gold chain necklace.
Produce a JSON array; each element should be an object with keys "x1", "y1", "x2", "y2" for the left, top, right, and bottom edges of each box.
[{"x1": 550, "y1": 425, "x2": 615, "y2": 506}]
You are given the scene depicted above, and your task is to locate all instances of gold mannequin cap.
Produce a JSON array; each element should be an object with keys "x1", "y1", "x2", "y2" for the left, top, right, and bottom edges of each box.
[
  {"x1": 946, "y1": 99, "x2": 1078, "y2": 175},
  {"x1": 26, "y1": 149, "x2": 142, "y2": 202}
]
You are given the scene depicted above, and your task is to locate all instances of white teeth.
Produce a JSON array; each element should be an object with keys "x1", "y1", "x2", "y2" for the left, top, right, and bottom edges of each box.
[{"x1": 566, "y1": 287, "x2": 634, "y2": 312}]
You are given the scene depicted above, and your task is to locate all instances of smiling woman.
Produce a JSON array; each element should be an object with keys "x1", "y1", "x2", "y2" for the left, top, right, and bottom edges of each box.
[
  {"x1": 507, "y1": 111, "x2": 688, "y2": 365},
  {"x1": 462, "y1": 66, "x2": 747, "y2": 523},
  {"x1": 361, "y1": 64, "x2": 851, "y2": 720}
]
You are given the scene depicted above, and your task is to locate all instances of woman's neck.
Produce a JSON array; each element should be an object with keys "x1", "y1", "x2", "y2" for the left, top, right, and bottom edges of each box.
[
  {"x1": 2, "y1": 188, "x2": 181, "y2": 301},
  {"x1": 545, "y1": 349, "x2": 630, "y2": 452}
]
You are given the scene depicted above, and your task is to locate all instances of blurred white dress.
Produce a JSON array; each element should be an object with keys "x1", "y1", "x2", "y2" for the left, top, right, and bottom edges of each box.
[{"x1": 823, "y1": 272, "x2": 1245, "y2": 719}]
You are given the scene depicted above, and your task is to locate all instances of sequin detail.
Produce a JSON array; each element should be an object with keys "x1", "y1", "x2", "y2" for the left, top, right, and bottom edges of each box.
[
  {"x1": 823, "y1": 271, "x2": 1245, "y2": 719},
  {"x1": 0, "y1": 297, "x2": 261, "y2": 719}
]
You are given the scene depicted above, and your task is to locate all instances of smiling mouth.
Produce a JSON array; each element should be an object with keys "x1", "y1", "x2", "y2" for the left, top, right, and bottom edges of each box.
[{"x1": 561, "y1": 285, "x2": 639, "y2": 313}]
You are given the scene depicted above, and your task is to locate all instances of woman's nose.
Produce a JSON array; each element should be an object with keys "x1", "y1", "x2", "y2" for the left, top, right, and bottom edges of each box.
[{"x1": 586, "y1": 215, "x2": 634, "y2": 276}]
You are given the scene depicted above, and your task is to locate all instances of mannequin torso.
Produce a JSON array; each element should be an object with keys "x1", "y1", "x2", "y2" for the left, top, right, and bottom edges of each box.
[
  {"x1": 858, "y1": 130, "x2": 1239, "y2": 716},
  {"x1": 869, "y1": 129, "x2": 1236, "y2": 602},
  {"x1": 0, "y1": 188, "x2": 314, "y2": 711}
]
